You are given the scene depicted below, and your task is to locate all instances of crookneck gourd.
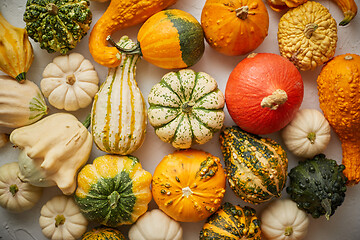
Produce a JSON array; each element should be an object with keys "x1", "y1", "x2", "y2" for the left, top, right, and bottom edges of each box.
[
  {"x1": 199, "y1": 202, "x2": 261, "y2": 240},
  {"x1": 317, "y1": 53, "x2": 360, "y2": 185},
  {"x1": 278, "y1": 1, "x2": 337, "y2": 71},
  {"x1": 148, "y1": 69, "x2": 225, "y2": 149},
  {"x1": 0, "y1": 13, "x2": 33, "y2": 82},
  {"x1": 91, "y1": 36, "x2": 146, "y2": 155},
  {"x1": 220, "y1": 126, "x2": 288, "y2": 204},
  {"x1": 75, "y1": 154, "x2": 152, "y2": 227},
  {"x1": 23, "y1": 0, "x2": 92, "y2": 54}
]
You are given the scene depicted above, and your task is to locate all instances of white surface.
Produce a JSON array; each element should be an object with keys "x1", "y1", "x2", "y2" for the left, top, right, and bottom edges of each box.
[{"x1": 0, "y1": 0, "x2": 360, "y2": 239}]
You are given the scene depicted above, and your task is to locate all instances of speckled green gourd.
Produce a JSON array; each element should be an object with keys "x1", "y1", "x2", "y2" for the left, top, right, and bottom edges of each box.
[
  {"x1": 220, "y1": 126, "x2": 288, "y2": 204},
  {"x1": 199, "y1": 202, "x2": 261, "y2": 240},
  {"x1": 287, "y1": 154, "x2": 347, "y2": 219},
  {"x1": 23, "y1": 0, "x2": 92, "y2": 54}
]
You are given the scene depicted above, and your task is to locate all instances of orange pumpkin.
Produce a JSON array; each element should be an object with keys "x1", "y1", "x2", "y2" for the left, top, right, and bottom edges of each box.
[
  {"x1": 152, "y1": 149, "x2": 226, "y2": 222},
  {"x1": 201, "y1": 0, "x2": 269, "y2": 56}
]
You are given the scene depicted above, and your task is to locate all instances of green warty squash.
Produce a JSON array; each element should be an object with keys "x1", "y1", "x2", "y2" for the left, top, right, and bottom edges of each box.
[
  {"x1": 82, "y1": 226, "x2": 126, "y2": 240},
  {"x1": 220, "y1": 126, "x2": 288, "y2": 204}
]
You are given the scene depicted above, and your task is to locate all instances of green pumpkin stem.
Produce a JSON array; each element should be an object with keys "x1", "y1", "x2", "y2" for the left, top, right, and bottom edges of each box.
[
  {"x1": 107, "y1": 35, "x2": 142, "y2": 56},
  {"x1": 284, "y1": 226, "x2": 293, "y2": 236},
  {"x1": 307, "y1": 132, "x2": 316, "y2": 144},
  {"x1": 9, "y1": 184, "x2": 19, "y2": 197},
  {"x1": 321, "y1": 198, "x2": 332, "y2": 220},
  {"x1": 109, "y1": 191, "x2": 121, "y2": 209},
  {"x1": 55, "y1": 214, "x2": 65, "y2": 227},
  {"x1": 304, "y1": 23, "x2": 318, "y2": 39}
]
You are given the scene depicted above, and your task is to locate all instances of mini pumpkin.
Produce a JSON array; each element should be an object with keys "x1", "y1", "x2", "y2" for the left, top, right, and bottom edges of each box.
[
  {"x1": 152, "y1": 149, "x2": 226, "y2": 222},
  {"x1": 41, "y1": 53, "x2": 99, "y2": 111},
  {"x1": 278, "y1": 1, "x2": 337, "y2": 71}
]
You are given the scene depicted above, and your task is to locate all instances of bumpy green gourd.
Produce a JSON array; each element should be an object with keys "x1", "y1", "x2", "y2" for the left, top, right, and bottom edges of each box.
[
  {"x1": 287, "y1": 154, "x2": 347, "y2": 219},
  {"x1": 23, "y1": 0, "x2": 92, "y2": 54}
]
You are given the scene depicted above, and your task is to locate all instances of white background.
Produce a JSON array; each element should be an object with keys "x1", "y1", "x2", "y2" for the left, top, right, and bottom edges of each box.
[{"x1": 1, "y1": 0, "x2": 360, "y2": 239}]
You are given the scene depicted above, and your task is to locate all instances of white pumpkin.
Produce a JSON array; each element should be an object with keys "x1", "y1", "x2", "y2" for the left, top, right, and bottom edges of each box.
[
  {"x1": 41, "y1": 53, "x2": 99, "y2": 111},
  {"x1": 261, "y1": 199, "x2": 309, "y2": 240},
  {"x1": 128, "y1": 209, "x2": 183, "y2": 240},
  {"x1": 0, "y1": 162, "x2": 42, "y2": 212},
  {"x1": 39, "y1": 195, "x2": 88, "y2": 240},
  {"x1": 281, "y1": 109, "x2": 331, "y2": 158}
]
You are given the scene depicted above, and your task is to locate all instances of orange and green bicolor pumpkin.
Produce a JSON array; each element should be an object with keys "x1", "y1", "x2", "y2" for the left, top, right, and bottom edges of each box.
[
  {"x1": 82, "y1": 226, "x2": 126, "y2": 240},
  {"x1": 199, "y1": 202, "x2": 261, "y2": 240},
  {"x1": 74, "y1": 155, "x2": 152, "y2": 227},
  {"x1": 109, "y1": 9, "x2": 205, "y2": 69}
]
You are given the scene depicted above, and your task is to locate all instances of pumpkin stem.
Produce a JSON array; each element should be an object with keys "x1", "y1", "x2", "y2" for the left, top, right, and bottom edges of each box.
[
  {"x1": 304, "y1": 23, "x2": 318, "y2": 39},
  {"x1": 307, "y1": 132, "x2": 316, "y2": 144},
  {"x1": 108, "y1": 191, "x2": 121, "y2": 209},
  {"x1": 182, "y1": 186, "x2": 193, "y2": 198},
  {"x1": 46, "y1": 3, "x2": 58, "y2": 15},
  {"x1": 284, "y1": 226, "x2": 293, "y2": 236},
  {"x1": 9, "y1": 184, "x2": 19, "y2": 197},
  {"x1": 54, "y1": 214, "x2": 65, "y2": 227},
  {"x1": 15, "y1": 72, "x2": 26, "y2": 83},
  {"x1": 260, "y1": 89, "x2": 288, "y2": 110},
  {"x1": 344, "y1": 55, "x2": 353, "y2": 60},
  {"x1": 182, "y1": 102, "x2": 193, "y2": 113},
  {"x1": 235, "y1": 6, "x2": 249, "y2": 20},
  {"x1": 107, "y1": 35, "x2": 142, "y2": 55},
  {"x1": 321, "y1": 198, "x2": 332, "y2": 220},
  {"x1": 66, "y1": 74, "x2": 76, "y2": 85}
]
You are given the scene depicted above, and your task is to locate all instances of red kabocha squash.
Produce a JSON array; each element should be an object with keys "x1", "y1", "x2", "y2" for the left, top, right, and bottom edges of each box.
[{"x1": 225, "y1": 53, "x2": 304, "y2": 135}]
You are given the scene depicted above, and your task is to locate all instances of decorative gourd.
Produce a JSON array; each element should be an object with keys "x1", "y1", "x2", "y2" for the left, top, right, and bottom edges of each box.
[
  {"x1": 148, "y1": 69, "x2": 225, "y2": 149},
  {"x1": 220, "y1": 126, "x2": 288, "y2": 204},
  {"x1": 82, "y1": 226, "x2": 126, "y2": 240},
  {"x1": 0, "y1": 75, "x2": 47, "y2": 131},
  {"x1": 23, "y1": 0, "x2": 92, "y2": 54},
  {"x1": 75, "y1": 154, "x2": 152, "y2": 227},
  {"x1": 91, "y1": 36, "x2": 146, "y2": 155},
  {"x1": 128, "y1": 209, "x2": 183, "y2": 240},
  {"x1": 287, "y1": 154, "x2": 347, "y2": 219},
  {"x1": 39, "y1": 195, "x2": 88, "y2": 240},
  {"x1": 201, "y1": 0, "x2": 269, "y2": 56},
  {"x1": 152, "y1": 149, "x2": 226, "y2": 222},
  {"x1": 41, "y1": 53, "x2": 99, "y2": 111},
  {"x1": 0, "y1": 133, "x2": 9, "y2": 148},
  {"x1": 0, "y1": 162, "x2": 42, "y2": 213},
  {"x1": 89, "y1": 0, "x2": 177, "y2": 67},
  {"x1": 10, "y1": 113, "x2": 93, "y2": 195},
  {"x1": 109, "y1": 9, "x2": 205, "y2": 69},
  {"x1": 317, "y1": 53, "x2": 360, "y2": 185},
  {"x1": 281, "y1": 109, "x2": 331, "y2": 158},
  {"x1": 225, "y1": 53, "x2": 303, "y2": 135},
  {"x1": 261, "y1": 199, "x2": 310, "y2": 240},
  {"x1": 0, "y1": 13, "x2": 33, "y2": 82},
  {"x1": 199, "y1": 202, "x2": 261, "y2": 240},
  {"x1": 278, "y1": 1, "x2": 337, "y2": 71}
]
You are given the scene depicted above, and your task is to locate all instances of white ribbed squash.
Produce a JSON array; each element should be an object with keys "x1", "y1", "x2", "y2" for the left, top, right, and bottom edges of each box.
[{"x1": 91, "y1": 36, "x2": 146, "y2": 155}]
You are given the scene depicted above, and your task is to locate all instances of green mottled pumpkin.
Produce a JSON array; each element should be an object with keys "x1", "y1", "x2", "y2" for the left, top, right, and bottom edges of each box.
[
  {"x1": 199, "y1": 202, "x2": 261, "y2": 240},
  {"x1": 23, "y1": 0, "x2": 92, "y2": 54},
  {"x1": 82, "y1": 226, "x2": 126, "y2": 240},
  {"x1": 74, "y1": 155, "x2": 152, "y2": 227},
  {"x1": 220, "y1": 126, "x2": 288, "y2": 204}
]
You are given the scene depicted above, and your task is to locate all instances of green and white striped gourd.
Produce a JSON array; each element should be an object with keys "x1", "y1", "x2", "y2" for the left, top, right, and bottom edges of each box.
[
  {"x1": 148, "y1": 69, "x2": 225, "y2": 149},
  {"x1": 220, "y1": 126, "x2": 288, "y2": 204},
  {"x1": 91, "y1": 36, "x2": 146, "y2": 155}
]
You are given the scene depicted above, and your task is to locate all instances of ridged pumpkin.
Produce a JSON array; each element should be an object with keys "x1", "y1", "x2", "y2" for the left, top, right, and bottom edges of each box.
[
  {"x1": 109, "y1": 9, "x2": 205, "y2": 69},
  {"x1": 225, "y1": 53, "x2": 303, "y2": 135},
  {"x1": 0, "y1": 13, "x2": 33, "y2": 82},
  {"x1": 317, "y1": 53, "x2": 360, "y2": 185},
  {"x1": 201, "y1": 0, "x2": 269, "y2": 56},
  {"x1": 91, "y1": 36, "x2": 146, "y2": 155},
  {"x1": 199, "y1": 202, "x2": 261, "y2": 240},
  {"x1": 220, "y1": 126, "x2": 288, "y2": 204},
  {"x1": 152, "y1": 149, "x2": 226, "y2": 222},
  {"x1": 148, "y1": 69, "x2": 225, "y2": 149},
  {"x1": 75, "y1": 154, "x2": 152, "y2": 227},
  {"x1": 82, "y1": 226, "x2": 126, "y2": 240}
]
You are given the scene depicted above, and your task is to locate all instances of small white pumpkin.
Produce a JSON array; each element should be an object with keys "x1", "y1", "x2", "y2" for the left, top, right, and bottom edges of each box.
[
  {"x1": 41, "y1": 53, "x2": 99, "y2": 111},
  {"x1": 128, "y1": 209, "x2": 183, "y2": 240},
  {"x1": 0, "y1": 162, "x2": 42, "y2": 212},
  {"x1": 281, "y1": 108, "x2": 331, "y2": 158},
  {"x1": 39, "y1": 195, "x2": 88, "y2": 240},
  {"x1": 261, "y1": 199, "x2": 309, "y2": 240}
]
